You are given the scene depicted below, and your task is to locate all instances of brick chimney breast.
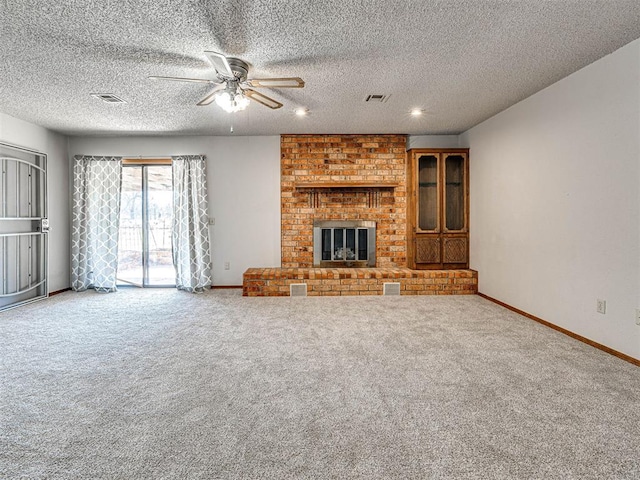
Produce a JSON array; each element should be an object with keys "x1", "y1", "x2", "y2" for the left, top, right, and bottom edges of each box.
[{"x1": 281, "y1": 134, "x2": 408, "y2": 268}]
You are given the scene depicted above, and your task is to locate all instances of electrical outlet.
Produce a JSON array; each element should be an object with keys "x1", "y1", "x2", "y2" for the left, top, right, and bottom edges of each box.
[
  {"x1": 636, "y1": 309, "x2": 640, "y2": 326},
  {"x1": 224, "y1": 261, "x2": 230, "y2": 270},
  {"x1": 208, "y1": 217, "x2": 215, "y2": 225},
  {"x1": 597, "y1": 299, "x2": 606, "y2": 315}
]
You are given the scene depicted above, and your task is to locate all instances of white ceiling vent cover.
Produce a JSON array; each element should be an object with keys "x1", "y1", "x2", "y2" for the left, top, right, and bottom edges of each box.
[
  {"x1": 364, "y1": 94, "x2": 390, "y2": 103},
  {"x1": 383, "y1": 282, "x2": 401, "y2": 296},
  {"x1": 90, "y1": 93, "x2": 126, "y2": 103},
  {"x1": 290, "y1": 283, "x2": 307, "y2": 297}
]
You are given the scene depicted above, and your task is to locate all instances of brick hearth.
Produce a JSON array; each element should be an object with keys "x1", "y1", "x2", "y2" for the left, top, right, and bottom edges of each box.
[{"x1": 243, "y1": 268, "x2": 478, "y2": 296}]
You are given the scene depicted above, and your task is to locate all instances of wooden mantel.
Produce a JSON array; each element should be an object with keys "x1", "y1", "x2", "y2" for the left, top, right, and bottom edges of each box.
[
  {"x1": 295, "y1": 181, "x2": 399, "y2": 208},
  {"x1": 294, "y1": 181, "x2": 399, "y2": 189}
]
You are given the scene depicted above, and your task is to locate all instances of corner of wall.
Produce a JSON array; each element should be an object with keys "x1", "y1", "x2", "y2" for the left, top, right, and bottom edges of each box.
[{"x1": 461, "y1": 38, "x2": 640, "y2": 360}]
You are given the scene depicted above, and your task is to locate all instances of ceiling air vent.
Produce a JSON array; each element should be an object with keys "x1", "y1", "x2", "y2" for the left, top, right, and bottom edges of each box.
[
  {"x1": 364, "y1": 94, "x2": 390, "y2": 103},
  {"x1": 90, "y1": 93, "x2": 126, "y2": 103}
]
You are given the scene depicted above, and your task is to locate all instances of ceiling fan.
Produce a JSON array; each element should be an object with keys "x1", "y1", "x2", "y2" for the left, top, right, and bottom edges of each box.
[{"x1": 149, "y1": 51, "x2": 304, "y2": 112}]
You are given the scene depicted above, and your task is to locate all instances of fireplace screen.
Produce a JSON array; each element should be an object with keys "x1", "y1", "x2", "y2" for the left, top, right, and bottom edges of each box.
[{"x1": 313, "y1": 220, "x2": 376, "y2": 267}]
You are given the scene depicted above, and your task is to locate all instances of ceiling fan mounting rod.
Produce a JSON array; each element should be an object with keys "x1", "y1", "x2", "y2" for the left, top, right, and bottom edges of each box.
[{"x1": 225, "y1": 58, "x2": 249, "y2": 82}]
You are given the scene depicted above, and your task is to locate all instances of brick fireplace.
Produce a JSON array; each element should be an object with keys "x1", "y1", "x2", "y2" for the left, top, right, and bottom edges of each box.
[
  {"x1": 241, "y1": 134, "x2": 478, "y2": 296},
  {"x1": 280, "y1": 134, "x2": 407, "y2": 267}
]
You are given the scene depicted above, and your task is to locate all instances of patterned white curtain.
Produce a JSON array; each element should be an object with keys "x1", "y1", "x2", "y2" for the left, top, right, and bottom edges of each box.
[
  {"x1": 172, "y1": 155, "x2": 212, "y2": 292},
  {"x1": 71, "y1": 156, "x2": 122, "y2": 292}
]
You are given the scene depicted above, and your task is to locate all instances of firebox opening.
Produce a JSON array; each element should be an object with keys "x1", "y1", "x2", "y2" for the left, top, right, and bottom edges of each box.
[{"x1": 313, "y1": 220, "x2": 376, "y2": 267}]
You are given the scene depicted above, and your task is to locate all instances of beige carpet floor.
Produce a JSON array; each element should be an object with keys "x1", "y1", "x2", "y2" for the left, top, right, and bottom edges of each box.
[{"x1": 1, "y1": 289, "x2": 639, "y2": 479}]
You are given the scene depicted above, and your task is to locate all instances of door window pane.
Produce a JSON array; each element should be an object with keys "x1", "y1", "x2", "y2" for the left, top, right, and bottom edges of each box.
[
  {"x1": 357, "y1": 228, "x2": 368, "y2": 260},
  {"x1": 117, "y1": 167, "x2": 143, "y2": 286},
  {"x1": 445, "y1": 155, "x2": 465, "y2": 231},
  {"x1": 345, "y1": 229, "x2": 356, "y2": 260},
  {"x1": 321, "y1": 229, "x2": 331, "y2": 260},
  {"x1": 146, "y1": 166, "x2": 173, "y2": 285},
  {"x1": 333, "y1": 229, "x2": 344, "y2": 260},
  {"x1": 418, "y1": 155, "x2": 438, "y2": 230}
]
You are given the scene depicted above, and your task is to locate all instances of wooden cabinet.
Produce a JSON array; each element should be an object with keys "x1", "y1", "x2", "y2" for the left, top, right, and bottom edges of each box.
[{"x1": 407, "y1": 148, "x2": 469, "y2": 269}]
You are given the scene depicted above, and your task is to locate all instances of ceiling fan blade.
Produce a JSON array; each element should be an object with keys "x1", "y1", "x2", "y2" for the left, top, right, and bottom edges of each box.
[
  {"x1": 204, "y1": 51, "x2": 235, "y2": 79},
  {"x1": 148, "y1": 75, "x2": 217, "y2": 84},
  {"x1": 245, "y1": 77, "x2": 305, "y2": 88},
  {"x1": 243, "y1": 89, "x2": 283, "y2": 109},
  {"x1": 197, "y1": 84, "x2": 226, "y2": 106}
]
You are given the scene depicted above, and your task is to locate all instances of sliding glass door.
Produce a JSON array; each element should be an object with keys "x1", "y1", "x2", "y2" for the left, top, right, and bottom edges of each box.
[{"x1": 117, "y1": 164, "x2": 174, "y2": 287}]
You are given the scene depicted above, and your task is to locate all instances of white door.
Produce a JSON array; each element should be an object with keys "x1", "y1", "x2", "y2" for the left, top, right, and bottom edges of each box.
[{"x1": 0, "y1": 142, "x2": 48, "y2": 311}]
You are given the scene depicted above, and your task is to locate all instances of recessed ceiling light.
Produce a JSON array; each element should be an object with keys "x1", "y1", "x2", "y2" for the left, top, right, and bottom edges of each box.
[
  {"x1": 295, "y1": 108, "x2": 308, "y2": 116},
  {"x1": 410, "y1": 108, "x2": 424, "y2": 116}
]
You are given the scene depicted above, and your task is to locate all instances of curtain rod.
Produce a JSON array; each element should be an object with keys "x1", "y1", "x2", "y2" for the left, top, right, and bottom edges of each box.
[{"x1": 122, "y1": 155, "x2": 206, "y2": 159}]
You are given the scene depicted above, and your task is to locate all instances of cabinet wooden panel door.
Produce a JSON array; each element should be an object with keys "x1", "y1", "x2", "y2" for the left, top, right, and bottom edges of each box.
[
  {"x1": 407, "y1": 149, "x2": 469, "y2": 269},
  {"x1": 443, "y1": 236, "x2": 468, "y2": 264},
  {"x1": 415, "y1": 236, "x2": 441, "y2": 264}
]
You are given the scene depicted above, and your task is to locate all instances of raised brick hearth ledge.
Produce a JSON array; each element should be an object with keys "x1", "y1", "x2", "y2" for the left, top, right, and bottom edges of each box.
[{"x1": 243, "y1": 268, "x2": 478, "y2": 296}]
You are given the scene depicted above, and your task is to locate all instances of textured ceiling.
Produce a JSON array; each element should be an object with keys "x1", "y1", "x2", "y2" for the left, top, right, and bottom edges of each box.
[{"x1": 2, "y1": 0, "x2": 640, "y2": 137}]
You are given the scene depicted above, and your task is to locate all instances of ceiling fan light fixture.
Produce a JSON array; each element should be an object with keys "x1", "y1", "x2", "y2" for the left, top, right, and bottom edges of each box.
[
  {"x1": 295, "y1": 107, "x2": 308, "y2": 116},
  {"x1": 151, "y1": 51, "x2": 302, "y2": 112},
  {"x1": 215, "y1": 87, "x2": 250, "y2": 113}
]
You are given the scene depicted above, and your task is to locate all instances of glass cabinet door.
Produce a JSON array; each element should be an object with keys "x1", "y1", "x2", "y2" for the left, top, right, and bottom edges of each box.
[
  {"x1": 417, "y1": 154, "x2": 439, "y2": 231},
  {"x1": 444, "y1": 154, "x2": 465, "y2": 231}
]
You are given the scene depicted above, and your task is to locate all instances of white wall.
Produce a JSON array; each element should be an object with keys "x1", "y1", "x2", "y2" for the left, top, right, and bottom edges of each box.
[
  {"x1": 460, "y1": 39, "x2": 640, "y2": 359},
  {"x1": 67, "y1": 135, "x2": 281, "y2": 285},
  {"x1": 408, "y1": 135, "x2": 460, "y2": 149},
  {"x1": 0, "y1": 113, "x2": 70, "y2": 292}
]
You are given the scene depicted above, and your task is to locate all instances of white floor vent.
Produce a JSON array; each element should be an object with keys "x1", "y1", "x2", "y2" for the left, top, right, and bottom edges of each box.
[
  {"x1": 383, "y1": 282, "x2": 401, "y2": 296},
  {"x1": 290, "y1": 283, "x2": 308, "y2": 297}
]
